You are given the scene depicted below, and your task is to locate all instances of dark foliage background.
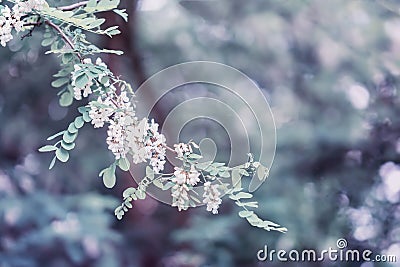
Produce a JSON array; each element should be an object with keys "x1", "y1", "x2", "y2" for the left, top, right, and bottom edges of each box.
[{"x1": 1, "y1": 0, "x2": 400, "y2": 266}]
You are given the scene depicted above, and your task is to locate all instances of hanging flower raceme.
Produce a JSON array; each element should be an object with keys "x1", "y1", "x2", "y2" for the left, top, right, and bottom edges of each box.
[
  {"x1": 203, "y1": 182, "x2": 222, "y2": 214},
  {"x1": 126, "y1": 118, "x2": 167, "y2": 173},
  {"x1": 170, "y1": 166, "x2": 201, "y2": 211}
]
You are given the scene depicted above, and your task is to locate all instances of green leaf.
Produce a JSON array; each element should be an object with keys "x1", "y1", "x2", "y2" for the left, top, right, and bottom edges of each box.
[
  {"x1": 59, "y1": 92, "x2": 73, "y2": 107},
  {"x1": 63, "y1": 131, "x2": 78, "y2": 143},
  {"x1": 49, "y1": 156, "x2": 57, "y2": 169},
  {"x1": 74, "y1": 116, "x2": 85, "y2": 128},
  {"x1": 74, "y1": 73, "x2": 89, "y2": 88},
  {"x1": 100, "y1": 75, "x2": 110, "y2": 84},
  {"x1": 123, "y1": 187, "x2": 136, "y2": 198},
  {"x1": 219, "y1": 171, "x2": 230, "y2": 178},
  {"x1": 229, "y1": 194, "x2": 240, "y2": 201},
  {"x1": 96, "y1": 48, "x2": 123, "y2": 55},
  {"x1": 124, "y1": 200, "x2": 132, "y2": 209},
  {"x1": 257, "y1": 165, "x2": 269, "y2": 181},
  {"x1": 99, "y1": 167, "x2": 107, "y2": 177},
  {"x1": 61, "y1": 53, "x2": 74, "y2": 64},
  {"x1": 47, "y1": 131, "x2": 65, "y2": 141},
  {"x1": 163, "y1": 182, "x2": 174, "y2": 190},
  {"x1": 38, "y1": 145, "x2": 57, "y2": 152},
  {"x1": 55, "y1": 148, "x2": 69, "y2": 162},
  {"x1": 188, "y1": 153, "x2": 202, "y2": 160},
  {"x1": 231, "y1": 169, "x2": 242, "y2": 190},
  {"x1": 87, "y1": 0, "x2": 97, "y2": 7},
  {"x1": 82, "y1": 111, "x2": 91, "y2": 122},
  {"x1": 210, "y1": 168, "x2": 219, "y2": 176},
  {"x1": 68, "y1": 122, "x2": 78, "y2": 133},
  {"x1": 238, "y1": 210, "x2": 254, "y2": 218},
  {"x1": 41, "y1": 38, "x2": 54, "y2": 47},
  {"x1": 135, "y1": 190, "x2": 146, "y2": 200},
  {"x1": 238, "y1": 168, "x2": 250, "y2": 176},
  {"x1": 115, "y1": 206, "x2": 124, "y2": 220},
  {"x1": 117, "y1": 157, "x2": 130, "y2": 171},
  {"x1": 146, "y1": 166, "x2": 154, "y2": 179},
  {"x1": 78, "y1": 106, "x2": 90, "y2": 114},
  {"x1": 102, "y1": 164, "x2": 116, "y2": 188},
  {"x1": 153, "y1": 179, "x2": 164, "y2": 189},
  {"x1": 53, "y1": 69, "x2": 70, "y2": 78},
  {"x1": 113, "y1": 9, "x2": 128, "y2": 22},
  {"x1": 51, "y1": 77, "x2": 69, "y2": 88},
  {"x1": 88, "y1": 18, "x2": 105, "y2": 28},
  {"x1": 235, "y1": 192, "x2": 253, "y2": 199},
  {"x1": 237, "y1": 201, "x2": 259, "y2": 208},
  {"x1": 97, "y1": 0, "x2": 120, "y2": 11},
  {"x1": 196, "y1": 161, "x2": 212, "y2": 170},
  {"x1": 61, "y1": 141, "x2": 75, "y2": 151},
  {"x1": 103, "y1": 26, "x2": 121, "y2": 37}
]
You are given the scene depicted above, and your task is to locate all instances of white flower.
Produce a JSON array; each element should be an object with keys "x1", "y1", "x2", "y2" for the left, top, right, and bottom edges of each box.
[
  {"x1": 71, "y1": 63, "x2": 93, "y2": 100},
  {"x1": 150, "y1": 156, "x2": 165, "y2": 174},
  {"x1": 174, "y1": 143, "x2": 193, "y2": 158},
  {"x1": 172, "y1": 165, "x2": 200, "y2": 187},
  {"x1": 16, "y1": 0, "x2": 46, "y2": 13},
  {"x1": 83, "y1": 58, "x2": 92, "y2": 64},
  {"x1": 173, "y1": 167, "x2": 187, "y2": 185},
  {"x1": 106, "y1": 120, "x2": 128, "y2": 160},
  {"x1": 89, "y1": 97, "x2": 113, "y2": 128},
  {"x1": 126, "y1": 118, "x2": 166, "y2": 173},
  {"x1": 203, "y1": 182, "x2": 222, "y2": 214},
  {"x1": 171, "y1": 184, "x2": 189, "y2": 211},
  {"x1": 82, "y1": 83, "x2": 92, "y2": 98},
  {"x1": 187, "y1": 165, "x2": 200, "y2": 186}
]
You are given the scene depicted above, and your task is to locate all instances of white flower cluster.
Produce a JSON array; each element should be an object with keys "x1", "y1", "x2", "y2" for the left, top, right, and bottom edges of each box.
[
  {"x1": 172, "y1": 166, "x2": 200, "y2": 186},
  {"x1": 126, "y1": 118, "x2": 166, "y2": 173},
  {"x1": 78, "y1": 57, "x2": 167, "y2": 171},
  {"x1": 203, "y1": 182, "x2": 222, "y2": 214},
  {"x1": 171, "y1": 166, "x2": 201, "y2": 211},
  {"x1": 105, "y1": 91, "x2": 136, "y2": 160},
  {"x1": 0, "y1": 0, "x2": 46, "y2": 46},
  {"x1": 174, "y1": 142, "x2": 193, "y2": 158},
  {"x1": 89, "y1": 97, "x2": 113, "y2": 128},
  {"x1": 72, "y1": 58, "x2": 106, "y2": 100}
]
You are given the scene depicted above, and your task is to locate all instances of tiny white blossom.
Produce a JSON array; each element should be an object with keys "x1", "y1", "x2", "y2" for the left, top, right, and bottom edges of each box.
[
  {"x1": 174, "y1": 142, "x2": 193, "y2": 158},
  {"x1": 172, "y1": 167, "x2": 187, "y2": 185}
]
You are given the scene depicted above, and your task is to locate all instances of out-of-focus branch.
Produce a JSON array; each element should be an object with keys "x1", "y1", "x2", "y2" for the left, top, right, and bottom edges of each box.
[{"x1": 44, "y1": 20, "x2": 83, "y2": 61}]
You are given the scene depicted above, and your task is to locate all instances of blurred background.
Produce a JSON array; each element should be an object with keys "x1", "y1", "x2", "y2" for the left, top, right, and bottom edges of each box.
[{"x1": 1, "y1": 0, "x2": 400, "y2": 266}]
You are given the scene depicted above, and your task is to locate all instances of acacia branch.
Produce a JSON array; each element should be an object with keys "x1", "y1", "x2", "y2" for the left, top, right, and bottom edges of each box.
[
  {"x1": 44, "y1": 20, "x2": 83, "y2": 61},
  {"x1": 57, "y1": 1, "x2": 89, "y2": 11}
]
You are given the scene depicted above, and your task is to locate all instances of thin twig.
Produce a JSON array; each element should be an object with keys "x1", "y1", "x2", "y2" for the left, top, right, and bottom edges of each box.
[
  {"x1": 44, "y1": 20, "x2": 83, "y2": 61},
  {"x1": 57, "y1": 1, "x2": 89, "y2": 11},
  {"x1": 21, "y1": 16, "x2": 41, "y2": 40},
  {"x1": 164, "y1": 144, "x2": 176, "y2": 154}
]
